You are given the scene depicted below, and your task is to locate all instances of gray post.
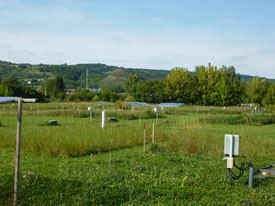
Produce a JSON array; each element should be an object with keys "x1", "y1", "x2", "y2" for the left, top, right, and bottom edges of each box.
[
  {"x1": 248, "y1": 167, "x2": 254, "y2": 188},
  {"x1": 13, "y1": 99, "x2": 23, "y2": 206},
  {"x1": 229, "y1": 169, "x2": 232, "y2": 183}
]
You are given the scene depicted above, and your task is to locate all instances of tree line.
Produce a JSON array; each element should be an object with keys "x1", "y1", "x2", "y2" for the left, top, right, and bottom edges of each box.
[
  {"x1": 125, "y1": 65, "x2": 275, "y2": 106},
  {"x1": 1, "y1": 65, "x2": 275, "y2": 106},
  {"x1": 0, "y1": 77, "x2": 45, "y2": 101}
]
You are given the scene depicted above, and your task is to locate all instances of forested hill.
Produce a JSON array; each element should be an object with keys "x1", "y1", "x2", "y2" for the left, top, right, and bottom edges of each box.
[
  {"x1": 0, "y1": 60, "x2": 169, "y2": 92},
  {"x1": 0, "y1": 60, "x2": 274, "y2": 92}
]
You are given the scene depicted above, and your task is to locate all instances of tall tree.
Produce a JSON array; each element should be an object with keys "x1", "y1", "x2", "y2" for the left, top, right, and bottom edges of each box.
[
  {"x1": 2, "y1": 76, "x2": 22, "y2": 96},
  {"x1": 262, "y1": 83, "x2": 275, "y2": 105},
  {"x1": 41, "y1": 76, "x2": 66, "y2": 101},
  {"x1": 124, "y1": 74, "x2": 140, "y2": 95},
  {"x1": 247, "y1": 76, "x2": 269, "y2": 105},
  {"x1": 163, "y1": 67, "x2": 192, "y2": 103}
]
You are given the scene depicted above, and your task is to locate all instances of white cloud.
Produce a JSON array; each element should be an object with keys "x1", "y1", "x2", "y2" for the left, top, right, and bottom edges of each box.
[{"x1": 0, "y1": 1, "x2": 275, "y2": 78}]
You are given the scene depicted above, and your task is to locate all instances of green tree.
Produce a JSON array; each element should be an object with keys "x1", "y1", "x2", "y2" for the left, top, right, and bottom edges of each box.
[
  {"x1": 3, "y1": 76, "x2": 22, "y2": 96},
  {"x1": 194, "y1": 66, "x2": 209, "y2": 105},
  {"x1": 0, "y1": 84, "x2": 11, "y2": 96},
  {"x1": 163, "y1": 68, "x2": 192, "y2": 103},
  {"x1": 143, "y1": 80, "x2": 163, "y2": 103},
  {"x1": 262, "y1": 83, "x2": 275, "y2": 105},
  {"x1": 124, "y1": 74, "x2": 140, "y2": 96},
  {"x1": 247, "y1": 76, "x2": 269, "y2": 105},
  {"x1": 22, "y1": 87, "x2": 45, "y2": 102},
  {"x1": 41, "y1": 76, "x2": 66, "y2": 101}
]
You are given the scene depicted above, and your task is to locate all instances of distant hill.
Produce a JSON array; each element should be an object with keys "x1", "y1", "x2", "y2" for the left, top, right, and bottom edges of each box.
[
  {"x1": 0, "y1": 60, "x2": 274, "y2": 92},
  {"x1": 0, "y1": 61, "x2": 170, "y2": 92},
  {"x1": 238, "y1": 74, "x2": 275, "y2": 83}
]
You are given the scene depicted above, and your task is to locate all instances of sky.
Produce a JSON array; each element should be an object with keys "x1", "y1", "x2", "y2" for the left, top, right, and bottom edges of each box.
[{"x1": 0, "y1": 0, "x2": 275, "y2": 78}]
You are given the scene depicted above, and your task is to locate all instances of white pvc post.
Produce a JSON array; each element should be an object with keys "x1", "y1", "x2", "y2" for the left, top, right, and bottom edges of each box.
[
  {"x1": 102, "y1": 111, "x2": 105, "y2": 128},
  {"x1": 154, "y1": 107, "x2": 158, "y2": 125},
  {"x1": 88, "y1": 107, "x2": 92, "y2": 121},
  {"x1": 139, "y1": 115, "x2": 141, "y2": 126}
]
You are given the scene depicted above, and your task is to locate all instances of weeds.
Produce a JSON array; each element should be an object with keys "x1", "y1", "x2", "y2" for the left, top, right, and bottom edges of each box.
[
  {"x1": 163, "y1": 127, "x2": 220, "y2": 156},
  {"x1": 200, "y1": 114, "x2": 275, "y2": 125}
]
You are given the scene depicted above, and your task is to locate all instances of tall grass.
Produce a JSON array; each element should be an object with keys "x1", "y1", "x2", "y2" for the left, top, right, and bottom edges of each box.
[
  {"x1": 154, "y1": 126, "x2": 221, "y2": 156},
  {"x1": 0, "y1": 115, "x2": 168, "y2": 157},
  {"x1": 27, "y1": 110, "x2": 165, "y2": 120},
  {"x1": 163, "y1": 106, "x2": 246, "y2": 115},
  {"x1": 1, "y1": 104, "x2": 274, "y2": 160},
  {"x1": 200, "y1": 113, "x2": 275, "y2": 125}
]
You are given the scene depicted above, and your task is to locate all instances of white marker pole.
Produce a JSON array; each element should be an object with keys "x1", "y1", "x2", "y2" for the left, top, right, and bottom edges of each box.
[
  {"x1": 152, "y1": 123, "x2": 155, "y2": 143},
  {"x1": 102, "y1": 111, "x2": 105, "y2": 128},
  {"x1": 144, "y1": 123, "x2": 146, "y2": 153},
  {"x1": 139, "y1": 115, "x2": 141, "y2": 126},
  {"x1": 88, "y1": 107, "x2": 92, "y2": 121}
]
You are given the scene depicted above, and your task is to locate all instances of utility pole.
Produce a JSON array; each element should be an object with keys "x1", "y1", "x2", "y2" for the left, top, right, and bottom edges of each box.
[{"x1": 86, "y1": 69, "x2": 88, "y2": 90}]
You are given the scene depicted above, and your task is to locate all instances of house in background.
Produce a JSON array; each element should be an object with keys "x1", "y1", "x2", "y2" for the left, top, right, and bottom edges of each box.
[{"x1": 64, "y1": 89, "x2": 76, "y2": 95}]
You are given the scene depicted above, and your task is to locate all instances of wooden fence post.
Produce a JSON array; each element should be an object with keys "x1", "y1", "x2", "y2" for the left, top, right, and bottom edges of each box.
[{"x1": 13, "y1": 99, "x2": 23, "y2": 206}]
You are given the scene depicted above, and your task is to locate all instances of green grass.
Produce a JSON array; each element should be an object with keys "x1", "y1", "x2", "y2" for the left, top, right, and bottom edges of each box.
[
  {"x1": 0, "y1": 103, "x2": 274, "y2": 205},
  {"x1": 0, "y1": 148, "x2": 274, "y2": 205}
]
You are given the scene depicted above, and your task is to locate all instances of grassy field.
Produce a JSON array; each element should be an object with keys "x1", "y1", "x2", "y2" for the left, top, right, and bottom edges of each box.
[{"x1": 0, "y1": 103, "x2": 274, "y2": 205}]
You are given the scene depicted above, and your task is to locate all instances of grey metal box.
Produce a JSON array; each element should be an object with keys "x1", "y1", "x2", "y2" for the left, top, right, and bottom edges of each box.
[{"x1": 224, "y1": 134, "x2": 240, "y2": 156}]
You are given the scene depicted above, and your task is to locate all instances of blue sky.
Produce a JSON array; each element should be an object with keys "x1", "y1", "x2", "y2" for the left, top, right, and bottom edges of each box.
[{"x1": 0, "y1": 0, "x2": 275, "y2": 78}]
